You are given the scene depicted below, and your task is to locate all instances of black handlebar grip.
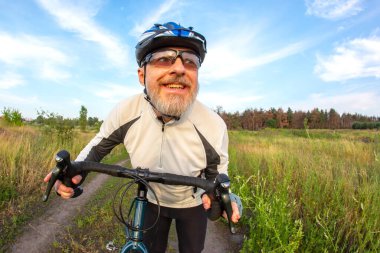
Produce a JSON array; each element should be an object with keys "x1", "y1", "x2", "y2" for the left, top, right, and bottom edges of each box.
[
  {"x1": 206, "y1": 199, "x2": 222, "y2": 221},
  {"x1": 57, "y1": 151, "x2": 83, "y2": 198},
  {"x1": 56, "y1": 151, "x2": 75, "y2": 187},
  {"x1": 43, "y1": 150, "x2": 83, "y2": 202},
  {"x1": 160, "y1": 173, "x2": 213, "y2": 193}
]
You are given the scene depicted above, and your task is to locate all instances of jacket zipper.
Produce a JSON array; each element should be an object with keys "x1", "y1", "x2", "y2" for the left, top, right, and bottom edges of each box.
[{"x1": 158, "y1": 118, "x2": 165, "y2": 167}]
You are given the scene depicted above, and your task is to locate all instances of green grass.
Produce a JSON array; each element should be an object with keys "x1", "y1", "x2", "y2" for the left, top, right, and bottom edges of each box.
[
  {"x1": 0, "y1": 125, "x2": 95, "y2": 252},
  {"x1": 49, "y1": 145, "x2": 130, "y2": 252},
  {"x1": 1, "y1": 126, "x2": 379, "y2": 252},
  {"x1": 228, "y1": 129, "x2": 380, "y2": 252},
  {"x1": 50, "y1": 129, "x2": 380, "y2": 252},
  {"x1": 0, "y1": 124, "x2": 121, "y2": 252},
  {"x1": 51, "y1": 171, "x2": 133, "y2": 252}
]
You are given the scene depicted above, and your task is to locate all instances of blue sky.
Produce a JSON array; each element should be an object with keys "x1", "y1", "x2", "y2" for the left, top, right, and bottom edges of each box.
[{"x1": 0, "y1": 0, "x2": 379, "y2": 119}]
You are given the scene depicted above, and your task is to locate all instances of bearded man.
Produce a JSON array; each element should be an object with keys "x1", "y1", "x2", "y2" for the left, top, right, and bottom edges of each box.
[{"x1": 45, "y1": 22, "x2": 240, "y2": 253}]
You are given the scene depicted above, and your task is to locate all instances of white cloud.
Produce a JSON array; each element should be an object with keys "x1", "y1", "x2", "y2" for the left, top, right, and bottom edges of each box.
[
  {"x1": 0, "y1": 92, "x2": 39, "y2": 105},
  {"x1": 201, "y1": 39, "x2": 308, "y2": 82},
  {"x1": 305, "y1": 0, "x2": 364, "y2": 20},
  {"x1": 0, "y1": 33, "x2": 67, "y2": 65},
  {"x1": 93, "y1": 83, "x2": 142, "y2": 103},
  {"x1": 131, "y1": 0, "x2": 180, "y2": 37},
  {"x1": 291, "y1": 92, "x2": 380, "y2": 116},
  {"x1": 37, "y1": 0, "x2": 128, "y2": 68},
  {"x1": 315, "y1": 36, "x2": 380, "y2": 82},
  {"x1": 0, "y1": 33, "x2": 70, "y2": 81},
  {"x1": 0, "y1": 72, "x2": 25, "y2": 89}
]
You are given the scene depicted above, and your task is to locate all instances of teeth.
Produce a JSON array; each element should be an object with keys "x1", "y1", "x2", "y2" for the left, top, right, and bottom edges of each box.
[{"x1": 166, "y1": 84, "x2": 184, "y2": 89}]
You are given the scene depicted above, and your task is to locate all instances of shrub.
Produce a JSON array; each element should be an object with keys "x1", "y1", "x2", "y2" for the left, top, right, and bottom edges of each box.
[{"x1": 1, "y1": 107, "x2": 23, "y2": 126}]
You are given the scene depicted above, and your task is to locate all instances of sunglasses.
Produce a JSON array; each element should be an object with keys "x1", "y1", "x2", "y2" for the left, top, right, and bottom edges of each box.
[{"x1": 142, "y1": 49, "x2": 201, "y2": 70}]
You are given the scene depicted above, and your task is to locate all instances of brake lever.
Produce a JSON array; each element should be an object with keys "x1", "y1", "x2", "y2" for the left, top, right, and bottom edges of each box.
[
  {"x1": 42, "y1": 150, "x2": 83, "y2": 202},
  {"x1": 215, "y1": 174, "x2": 236, "y2": 234},
  {"x1": 42, "y1": 162, "x2": 62, "y2": 202}
]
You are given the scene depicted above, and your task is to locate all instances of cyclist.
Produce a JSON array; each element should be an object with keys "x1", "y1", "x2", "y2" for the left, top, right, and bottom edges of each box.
[{"x1": 44, "y1": 21, "x2": 241, "y2": 253}]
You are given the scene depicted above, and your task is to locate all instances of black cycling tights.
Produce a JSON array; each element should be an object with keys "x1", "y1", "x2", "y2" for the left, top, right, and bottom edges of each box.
[{"x1": 142, "y1": 202, "x2": 207, "y2": 253}]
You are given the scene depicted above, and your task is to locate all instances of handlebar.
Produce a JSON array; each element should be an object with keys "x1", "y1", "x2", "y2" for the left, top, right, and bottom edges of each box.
[{"x1": 43, "y1": 150, "x2": 237, "y2": 234}]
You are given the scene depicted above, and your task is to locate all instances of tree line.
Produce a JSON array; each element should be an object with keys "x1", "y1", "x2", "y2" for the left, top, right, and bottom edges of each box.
[
  {"x1": 2, "y1": 106, "x2": 379, "y2": 131},
  {"x1": 33, "y1": 106, "x2": 102, "y2": 130},
  {"x1": 215, "y1": 106, "x2": 380, "y2": 130},
  {"x1": 1, "y1": 106, "x2": 102, "y2": 130}
]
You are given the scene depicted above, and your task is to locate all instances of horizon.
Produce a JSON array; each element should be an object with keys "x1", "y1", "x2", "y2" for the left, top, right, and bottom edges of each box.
[{"x1": 1, "y1": 0, "x2": 379, "y2": 120}]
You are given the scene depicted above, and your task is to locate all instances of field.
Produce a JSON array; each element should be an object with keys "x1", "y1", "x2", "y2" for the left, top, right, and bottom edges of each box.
[
  {"x1": 228, "y1": 129, "x2": 380, "y2": 252},
  {"x1": 0, "y1": 123, "x2": 124, "y2": 251},
  {"x1": 0, "y1": 124, "x2": 379, "y2": 252},
  {"x1": 0, "y1": 124, "x2": 86, "y2": 250}
]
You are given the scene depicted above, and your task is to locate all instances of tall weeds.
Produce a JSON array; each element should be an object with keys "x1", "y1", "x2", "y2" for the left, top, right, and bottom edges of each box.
[
  {"x1": 0, "y1": 126, "x2": 91, "y2": 201},
  {"x1": 0, "y1": 125, "x2": 95, "y2": 250},
  {"x1": 229, "y1": 129, "x2": 380, "y2": 252}
]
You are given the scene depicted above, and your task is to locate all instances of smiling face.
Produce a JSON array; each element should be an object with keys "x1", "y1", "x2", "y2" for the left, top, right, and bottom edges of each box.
[{"x1": 138, "y1": 47, "x2": 199, "y2": 118}]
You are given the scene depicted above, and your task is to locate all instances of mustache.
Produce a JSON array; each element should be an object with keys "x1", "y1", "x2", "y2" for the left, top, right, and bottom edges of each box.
[{"x1": 159, "y1": 77, "x2": 192, "y2": 87}]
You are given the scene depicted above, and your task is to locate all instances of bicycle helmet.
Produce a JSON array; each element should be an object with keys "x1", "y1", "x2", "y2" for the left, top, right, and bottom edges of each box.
[{"x1": 135, "y1": 22, "x2": 207, "y2": 67}]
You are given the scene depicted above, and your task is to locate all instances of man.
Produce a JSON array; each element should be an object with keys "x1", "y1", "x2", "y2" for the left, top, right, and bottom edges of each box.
[{"x1": 44, "y1": 22, "x2": 240, "y2": 253}]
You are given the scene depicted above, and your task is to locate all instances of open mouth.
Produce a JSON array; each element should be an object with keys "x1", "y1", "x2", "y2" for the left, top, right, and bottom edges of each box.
[{"x1": 164, "y1": 83, "x2": 186, "y2": 89}]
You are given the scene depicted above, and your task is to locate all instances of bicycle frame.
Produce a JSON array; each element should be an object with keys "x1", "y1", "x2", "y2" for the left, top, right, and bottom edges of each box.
[{"x1": 120, "y1": 182, "x2": 148, "y2": 253}]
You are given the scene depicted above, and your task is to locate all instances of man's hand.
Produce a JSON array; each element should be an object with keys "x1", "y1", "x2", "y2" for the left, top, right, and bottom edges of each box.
[
  {"x1": 202, "y1": 194, "x2": 241, "y2": 223},
  {"x1": 43, "y1": 172, "x2": 82, "y2": 199}
]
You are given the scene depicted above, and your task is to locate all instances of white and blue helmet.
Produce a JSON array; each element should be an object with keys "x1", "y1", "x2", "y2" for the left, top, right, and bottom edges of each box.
[{"x1": 135, "y1": 22, "x2": 207, "y2": 67}]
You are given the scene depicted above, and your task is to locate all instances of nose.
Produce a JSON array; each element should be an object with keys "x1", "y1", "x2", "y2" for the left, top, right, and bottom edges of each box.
[{"x1": 170, "y1": 57, "x2": 186, "y2": 75}]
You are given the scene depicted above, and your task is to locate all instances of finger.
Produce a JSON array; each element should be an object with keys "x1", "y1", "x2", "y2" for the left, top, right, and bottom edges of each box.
[
  {"x1": 231, "y1": 202, "x2": 241, "y2": 223},
  {"x1": 231, "y1": 213, "x2": 239, "y2": 223},
  {"x1": 222, "y1": 211, "x2": 239, "y2": 223},
  {"x1": 58, "y1": 189, "x2": 74, "y2": 199},
  {"x1": 59, "y1": 183, "x2": 75, "y2": 194},
  {"x1": 55, "y1": 181, "x2": 74, "y2": 199},
  {"x1": 72, "y1": 175, "x2": 83, "y2": 185},
  {"x1": 222, "y1": 211, "x2": 227, "y2": 220},
  {"x1": 222, "y1": 202, "x2": 241, "y2": 223},
  {"x1": 202, "y1": 194, "x2": 211, "y2": 210},
  {"x1": 59, "y1": 191, "x2": 74, "y2": 199},
  {"x1": 43, "y1": 172, "x2": 52, "y2": 182}
]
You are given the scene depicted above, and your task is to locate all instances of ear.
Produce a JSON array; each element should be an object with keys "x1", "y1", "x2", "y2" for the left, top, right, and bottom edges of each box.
[{"x1": 138, "y1": 67, "x2": 145, "y2": 86}]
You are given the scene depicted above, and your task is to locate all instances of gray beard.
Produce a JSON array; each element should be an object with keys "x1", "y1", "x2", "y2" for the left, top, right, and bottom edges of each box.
[{"x1": 148, "y1": 86, "x2": 198, "y2": 117}]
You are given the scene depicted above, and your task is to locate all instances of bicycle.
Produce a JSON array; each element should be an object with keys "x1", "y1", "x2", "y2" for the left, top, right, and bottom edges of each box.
[{"x1": 43, "y1": 150, "x2": 239, "y2": 253}]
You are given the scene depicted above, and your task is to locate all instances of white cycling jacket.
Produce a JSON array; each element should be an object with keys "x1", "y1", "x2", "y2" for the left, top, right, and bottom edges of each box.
[{"x1": 76, "y1": 93, "x2": 229, "y2": 208}]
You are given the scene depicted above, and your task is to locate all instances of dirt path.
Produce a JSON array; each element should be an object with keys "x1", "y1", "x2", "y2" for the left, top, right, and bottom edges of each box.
[
  {"x1": 167, "y1": 219, "x2": 244, "y2": 253},
  {"x1": 167, "y1": 218, "x2": 244, "y2": 253},
  {"x1": 10, "y1": 173, "x2": 111, "y2": 253},
  {"x1": 204, "y1": 221, "x2": 244, "y2": 253},
  {"x1": 10, "y1": 160, "x2": 243, "y2": 253}
]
